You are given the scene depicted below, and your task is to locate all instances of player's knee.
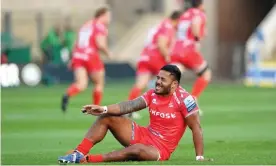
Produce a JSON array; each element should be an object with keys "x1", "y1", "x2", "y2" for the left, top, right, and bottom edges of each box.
[
  {"x1": 94, "y1": 84, "x2": 104, "y2": 92},
  {"x1": 97, "y1": 115, "x2": 120, "y2": 125},
  {"x1": 135, "y1": 82, "x2": 146, "y2": 90},
  {"x1": 97, "y1": 114, "x2": 110, "y2": 122},
  {"x1": 91, "y1": 72, "x2": 105, "y2": 84},
  {"x1": 75, "y1": 81, "x2": 88, "y2": 91},
  {"x1": 93, "y1": 77, "x2": 104, "y2": 90},
  {"x1": 135, "y1": 75, "x2": 151, "y2": 89},
  {"x1": 197, "y1": 64, "x2": 212, "y2": 81}
]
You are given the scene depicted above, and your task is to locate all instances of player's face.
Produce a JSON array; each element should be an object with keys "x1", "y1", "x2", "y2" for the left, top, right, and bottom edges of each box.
[
  {"x1": 199, "y1": 3, "x2": 205, "y2": 11},
  {"x1": 155, "y1": 70, "x2": 177, "y2": 95},
  {"x1": 103, "y1": 11, "x2": 111, "y2": 25},
  {"x1": 172, "y1": 20, "x2": 179, "y2": 29}
]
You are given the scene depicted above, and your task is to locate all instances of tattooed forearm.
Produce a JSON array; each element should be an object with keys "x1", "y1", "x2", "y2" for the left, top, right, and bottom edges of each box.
[
  {"x1": 118, "y1": 97, "x2": 147, "y2": 114},
  {"x1": 106, "y1": 97, "x2": 147, "y2": 115}
]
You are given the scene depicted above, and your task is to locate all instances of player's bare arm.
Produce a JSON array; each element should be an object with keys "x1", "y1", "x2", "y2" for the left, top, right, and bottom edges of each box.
[
  {"x1": 191, "y1": 15, "x2": 202, "y2": 41},
  {"x1": 185, "y1": 112, "x2": 203, "y2": 157},
  {"x1": 157, "y1": 35, "x2": 170, "y2": 62},
  {"x1": 82, "y1": 97, "x2": 147, "y2": 116},
  {"x1": 96, "y1": 34, "x2": 111, "y2": 58},
  {"x1": 185, "y1": 112, "x2": 213, "y2": 161},
  {"x1": 117, "y1": 97, "x2": 147, "y2": 114}
]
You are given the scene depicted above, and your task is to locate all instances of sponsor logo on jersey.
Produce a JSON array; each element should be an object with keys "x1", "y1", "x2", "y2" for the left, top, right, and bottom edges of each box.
[
  {"x1": 149, "y1": 109, "x2": 176, "y2": 119},
  {"x1": 183, "y1": 95, "x2": 197, "y2": 112}
]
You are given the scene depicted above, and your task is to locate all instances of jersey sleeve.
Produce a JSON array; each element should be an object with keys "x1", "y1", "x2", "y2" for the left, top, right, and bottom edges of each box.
[
  {"x1": 180, "y1": 94, "x2": 199, "y2": 118},
  {"x1": 141, "y1": 90, "x2": 153, "y2": 107}
]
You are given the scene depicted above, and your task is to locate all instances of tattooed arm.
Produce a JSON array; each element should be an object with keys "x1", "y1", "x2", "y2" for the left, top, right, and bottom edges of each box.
[
  {"x1": 82, "y1": 97, "x2": 147, "y2": 116},
  {"x1": 107, "y1": 97, "x2": 147, "y2": 115}
]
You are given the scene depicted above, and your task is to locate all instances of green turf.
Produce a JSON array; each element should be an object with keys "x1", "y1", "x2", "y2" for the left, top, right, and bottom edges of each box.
[{"x1": 2, "y1": 81, "x2": 276, "y2": 165}]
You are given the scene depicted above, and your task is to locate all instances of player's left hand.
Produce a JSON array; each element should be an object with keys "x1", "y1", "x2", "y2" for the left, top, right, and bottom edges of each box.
[{"x1": 81, "y1": 105, "x2": 107, "y2": 116}]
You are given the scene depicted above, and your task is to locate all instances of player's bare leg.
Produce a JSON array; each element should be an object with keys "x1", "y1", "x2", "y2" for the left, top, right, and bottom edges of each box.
[
  {"x1": 192, "y1": 62, "x2": 212, "y2": 115},
  {"x1": 82, "y1": 143, "x2": 160, "y2": 163},
  {"x1": 128, "y1": 73, "x2": 152, "y2": 119},
  {"x1": 61, "y1": 67, "x2": 88, "y2": 112},
  {"x1": 192, "y1": 62, "x2": 212, "y2": 98},
  {"x1": 83, "y1": 115, "x2": 134, "y2": 146},
  {"x1": 58, "y1": 115, "x2": 144, "y2": 163},
  {"x1": 90, "y1": 70, "x2": 105, "y2": 105}
]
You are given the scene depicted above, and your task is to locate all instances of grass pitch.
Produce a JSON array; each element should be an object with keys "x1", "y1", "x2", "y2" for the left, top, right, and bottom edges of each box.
[{"x1": 2, "y1": 81, "x2": 276, "y2": 165}]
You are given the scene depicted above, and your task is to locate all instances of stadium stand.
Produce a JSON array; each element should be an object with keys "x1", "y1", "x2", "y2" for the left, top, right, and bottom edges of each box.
[{"x1": 245, "y1": 4, "x2": 276, "y2": 87}]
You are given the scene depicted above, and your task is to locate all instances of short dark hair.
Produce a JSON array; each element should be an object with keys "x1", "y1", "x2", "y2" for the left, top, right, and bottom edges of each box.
[
  {"x1": 170, "y1": 11, "x2": 181, "y2": 20},
  {"x1": 160, "y1": 65, "x2": 181, "y2": 83},
  {"x1": 191, "y1": 0, "x2": 203, "y2": 8},
  {"x1": 94, "y1": 6, "x2": 109, "y2": 19}
]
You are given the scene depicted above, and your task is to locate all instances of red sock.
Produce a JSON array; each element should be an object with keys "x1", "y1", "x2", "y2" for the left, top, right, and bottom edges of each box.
[
  {"x1": 191, "y1": 77, "x2": 209, "y2": 98},
  {"x1": 86, "y1": 154, "x2": 103, "y2": 163},
  {"x1": 67, "y1": 84, "x2": 80, "y2": 97},
  {"x1": 93, "y1": 90, "x2": 102, "y2": 105},
  {"x1": 76, "y1": 138, "x2": 94, "y2": 155},
  {"x1": 128, "y1": 87, "x2": 142, "y2": 100}
]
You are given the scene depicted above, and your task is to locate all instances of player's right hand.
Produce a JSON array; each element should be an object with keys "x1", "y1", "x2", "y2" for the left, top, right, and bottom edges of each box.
[{"x1": 81, "y1": 105, "x2": 107, "y2": 116}]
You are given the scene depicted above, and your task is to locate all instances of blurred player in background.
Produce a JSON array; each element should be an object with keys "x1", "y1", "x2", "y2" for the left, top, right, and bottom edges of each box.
[
  {"x1": 171, "y1": 0, "x2": 211, "y2": 114},
  {"x1": 61, "y1": 6, "x2": 112, "y2": 112},
  {"x1": 128, "y1": 11, "x2": 181, "y2": 119},
  {"x1": 58, "y1": 65, "x2": 212, "y2": 163}
]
